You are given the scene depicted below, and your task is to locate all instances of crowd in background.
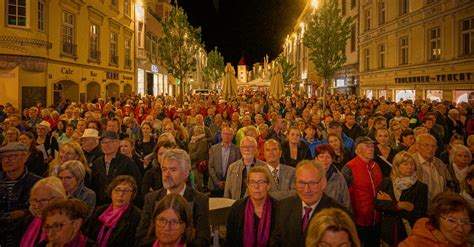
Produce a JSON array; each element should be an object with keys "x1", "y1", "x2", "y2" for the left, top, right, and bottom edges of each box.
[{"x1": 1, "y1": 92, "x2": 474, "y2": 247}]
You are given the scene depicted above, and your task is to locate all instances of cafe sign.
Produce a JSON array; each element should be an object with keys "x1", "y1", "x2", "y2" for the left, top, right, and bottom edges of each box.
[{"x1": 395, "y1": 72, "x2": 472, "y2": 83}]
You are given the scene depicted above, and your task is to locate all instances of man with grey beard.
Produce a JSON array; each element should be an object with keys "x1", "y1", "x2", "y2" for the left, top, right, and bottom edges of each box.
[{"x1": 136, "y1": 149, "x2": 210, "y2": 247}]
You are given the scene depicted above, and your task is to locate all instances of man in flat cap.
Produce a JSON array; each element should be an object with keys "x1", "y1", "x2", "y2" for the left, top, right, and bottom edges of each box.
[
  {"x1": 0, "y1": 142, "x2": 41, "y2": 247},
  {"x1": 91, "y1": 131, "x2": 142, "y2": 205}
]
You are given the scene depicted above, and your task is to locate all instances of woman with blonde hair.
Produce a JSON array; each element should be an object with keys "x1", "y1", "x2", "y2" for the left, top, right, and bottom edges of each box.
[
  {"x1": 446, "y1": 144, "x2": 472, "y2": 193},
  {"x1": 306, "y1": 208, "x2": 360, "y2": 247},
  {"x1": 375, "y1": 151, "x2": 428, "y2": 246},
  {"x1": 2, "y1": 127, "x2": 20, "y2": 146},
  {"x1": 48, "y1": 142, "x2": 91, "y2": 184},
  {"x1": 19, "y1": 177, "x2": 67, "y2": 247}
]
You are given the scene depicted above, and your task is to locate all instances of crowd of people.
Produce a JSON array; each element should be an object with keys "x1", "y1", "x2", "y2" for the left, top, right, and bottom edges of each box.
[{"x1": 1, "y1": 92, "x2": 474, "y2": 247}]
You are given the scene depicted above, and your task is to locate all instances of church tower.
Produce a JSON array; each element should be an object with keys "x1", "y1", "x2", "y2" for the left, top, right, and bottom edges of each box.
[{"x1": 237, "y1": 55, "x2": 248, "y2": 83}]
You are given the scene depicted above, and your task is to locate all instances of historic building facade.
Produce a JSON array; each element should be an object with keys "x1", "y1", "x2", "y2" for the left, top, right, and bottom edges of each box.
[
  {"x1": 358, "y1": 0, "x2": 474, "y2": 103},
  {"x1": 0, "y1": 0, "x2": 135, "y2": 109}
]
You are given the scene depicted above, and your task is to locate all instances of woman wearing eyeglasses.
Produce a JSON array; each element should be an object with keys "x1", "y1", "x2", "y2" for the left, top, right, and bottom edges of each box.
[
  {"x1": 138, "y1": 193, "x2": 194, "y2": 247},
  {"x1": 57, "y1": 160, "x2": 96, "y2": 216},
  {"x1": 85, "y1": 175, "x2": 141, "y2": 247},
  {"x1": 225, "y1": 166, "x2": 278, "y2": 247},
  {"x1": 399, "y1": 192, "x2": 473, "y2": 247},
  {"x1": 37, "y1": 198, "x2": 95, "y2": 247},
  {"x1": 19, "y1": 176, "x2": 67, "y2": 247}
]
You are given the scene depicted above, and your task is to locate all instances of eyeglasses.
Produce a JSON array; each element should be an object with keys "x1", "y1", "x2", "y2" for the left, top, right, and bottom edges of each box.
[
  {"x1": 296, "y1": 178, "x2": 323, "y2": 190},
  {"x1": 155, "y1": 217, "x2": 183, "y2": 230},
  {"x1": 440, "y1": 216, "x2": 474, "y2": 229},
  {"x1": 43, "y1": 220, "x2": 76, "y2": 233},
  {"x1": 0, "y1": 153, "x2": 24, "y2": 161},
  {"x1": 29, "y1": 197, "x2": 55, "y2": 205},
  {"x1": 248, "y1": 180, "x2": 268, "y2": 187},
  {"x1": 112, "y1": 188, "x2": 133, "y2": 195},
  {"x1": 241, "y1": 145, "x2": 257, "y2": 150}
]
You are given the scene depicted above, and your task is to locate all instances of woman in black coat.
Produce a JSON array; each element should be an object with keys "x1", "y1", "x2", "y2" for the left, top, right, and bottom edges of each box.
[
  {"x1": 19, "y1": 131, "x2": 47, "y2": 176},
  {"x1": 85, "y1": 176, "x2": 141, "y2": 247},
  {"x1": 375, "y1": 151, "x2": 428, "y2": 246},
  {"x1": 280, "y1": 127, "x2": 312, "y2": 167},
  {"x1": 225, "y1": 167, "x2": 278, "y2": 247},
  {"x1": 374, "y1": 128, "x2": 398, "y2": 177}
]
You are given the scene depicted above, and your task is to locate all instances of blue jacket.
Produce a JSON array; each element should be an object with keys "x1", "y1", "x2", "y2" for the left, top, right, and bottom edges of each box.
[
  {"x1": 322, "y1": 133, "x2": 355, "y2": 154},
  {"x1": 301, "y1": 137, "x2": 322, "y2": 159}
]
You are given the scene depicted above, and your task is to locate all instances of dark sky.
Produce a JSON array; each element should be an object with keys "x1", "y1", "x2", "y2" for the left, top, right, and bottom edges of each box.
[{"x1": 178, "y1": 0, "x2": 306, "y2": 66}]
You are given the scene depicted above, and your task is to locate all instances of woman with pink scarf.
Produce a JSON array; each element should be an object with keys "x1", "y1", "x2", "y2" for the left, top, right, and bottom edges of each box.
[
  {"x1": 36, "y1": 198, "x2": 95, "y2": 247},
  {"x1": 225, "y1": 166, "x2": 278, "y2": 247},
  {"x1": 19, "y1": 177, "x2": 67, "y2": 247},
  {"x1": 84, "y1": 175, "x2": 141, "y2": 247}
]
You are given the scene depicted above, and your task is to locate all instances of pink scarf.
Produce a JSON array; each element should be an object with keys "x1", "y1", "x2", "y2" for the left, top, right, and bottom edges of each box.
[
  {"x1": 152, "y1": 240, "x2": 185, "y2": 247},
  {"x1": 243, "y1": 197, "x2": 272, "y2": 247},
  {"x1": 20, "y1": 217, "x2": 47, "y2": 247},
  {"x1": 97, "y1": 204, "x2": 129, "y2": 247},
  {"x1": 65, "y1": 232, "x2": 88, "y2": 247}
]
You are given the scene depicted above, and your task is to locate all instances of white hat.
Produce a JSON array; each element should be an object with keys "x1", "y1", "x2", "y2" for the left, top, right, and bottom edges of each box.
[
  {"x1": 38, "y1": 121, "x2": 51, "y2": 130},
  {"x1": 81, "y1": 128, "x2": 100, "y2": 139}
]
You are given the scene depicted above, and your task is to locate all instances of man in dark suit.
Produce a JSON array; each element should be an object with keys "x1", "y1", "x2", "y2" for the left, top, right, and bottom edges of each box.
[
  {"x1": 270, "y1": 160, "x2": 347, "y2": 247},
  {"x1": 263, "y1": 139, "x2": 296, "y2": 200},
  {"x1": 208, "y1": 127, "x2": 241, "y2": 197},
  {"x1": 136, "y1": 149, "x2": 210, "y2": 247}
]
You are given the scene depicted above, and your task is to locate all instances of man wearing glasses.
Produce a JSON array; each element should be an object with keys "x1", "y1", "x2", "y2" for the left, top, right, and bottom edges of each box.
[
  {"x1": 0, "y1": 142, "x2": 41, "y2": 247},
  {"x1": 224, "y1": 136, "x2": 266, "y2": 200},
  {"x1": 91, "y1": 131, "x2": 142, "y2": 205},
  {"x1": 270, "y1": 160, "x2": 347, "y2": 247}
]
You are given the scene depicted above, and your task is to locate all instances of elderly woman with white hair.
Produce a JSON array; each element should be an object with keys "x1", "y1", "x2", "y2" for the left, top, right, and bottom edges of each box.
[
  {"x1": 446, "y1": 144, "x2": 472, "y2": 193},
  {"x1": 19, "y1": 177, "x2": 67, "y2": 247},
  {"x1": 57, "y1": 160, "x2": 96, "y2": 214},
  {"x1": 35, "y1": 120, "x2": 59, "y2": 162}
]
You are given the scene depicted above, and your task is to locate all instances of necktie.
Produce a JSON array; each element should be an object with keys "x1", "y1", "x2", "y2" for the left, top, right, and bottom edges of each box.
[
  {"x1": 302, "y1": 206, "x2": 313, "y2": 232},
  {"x1": 272, "y1": 168, "x2": 280, "y2": 190}
]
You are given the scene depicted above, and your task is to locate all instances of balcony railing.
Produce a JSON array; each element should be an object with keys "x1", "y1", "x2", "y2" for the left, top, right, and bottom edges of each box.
[
  {"x1": 89, "y1": 49, "x2": 101, "y2": 61},
  {"x1": 110, "y1": 55, "x2": 119, "y2": 66},
  {"x1": 62, "y1": 42, "x2": 77, "y2": 56}
]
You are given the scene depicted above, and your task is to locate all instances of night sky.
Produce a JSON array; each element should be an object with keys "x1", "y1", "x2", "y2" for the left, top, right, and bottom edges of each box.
[{"x1": 178, "y1": 0, "x2": 306, "y2": 66}]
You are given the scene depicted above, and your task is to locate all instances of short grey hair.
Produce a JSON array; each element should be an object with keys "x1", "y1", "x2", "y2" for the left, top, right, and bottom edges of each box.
[
  {"x1": 296, "y1": 160, "x2": 326, "y2": 179},
  {"x1": 162, "y1": 149, "x2": 191, "y2": 172},
  {"x1": 58, "y1": 160, "x2": 86, "y2": 182},
  {"x1": 416, "y1": 133, "x2": 436, "y2": 144},
  {"x1": 240, "y1": 135, "x2": 257, "y2": 147}
]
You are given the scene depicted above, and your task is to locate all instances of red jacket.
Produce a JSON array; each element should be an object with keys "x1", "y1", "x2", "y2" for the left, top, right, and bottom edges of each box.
[{"x1": 346, "y1": 155, "x2": 382, "y2": 226}]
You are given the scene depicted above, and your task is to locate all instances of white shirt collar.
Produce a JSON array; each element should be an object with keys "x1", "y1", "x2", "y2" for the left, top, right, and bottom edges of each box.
[
  {"x1": 167, "y1": 184, "x2": 186, "y2": 196},
  {"x1": 417, "y1": 153, "x2": 432, "y2": 166},
  {"x1": 266, "y1": 164, "x2": 280, "y2": 173}
]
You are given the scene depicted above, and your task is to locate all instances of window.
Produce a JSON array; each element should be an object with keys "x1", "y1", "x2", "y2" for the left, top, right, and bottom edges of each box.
[
  {"x1": 400, "y1": 37, "x2": 409, "y2": 65},
  {"x1": 341, "y1": 0, "x2": 346, "y2": 16},
  {"x1": 399, "y1": 0, "x2": 409, "y2": 16},
  {"x1": 378, "y1": 44, "x2": 385, "y2": 68},
  {"x1": 351, "y1": 0, "x2": 356, "y2": 9},
  {"x1": 428, "y1": 27, "x2": 441, "y2": 60},
  {"x1": 138, "y1": 22, "x2": 144, "y2": 48},
  {"x1": 89, "y1": 24, "x2": 100, "y2": 60},
  {"x1": 38, "y1": 0, "x2": 45, "y2": 31},
  {"x1": 62, "y1": 11, "x2": 75, "y2": 55},
  {"x1": 7, "y1": 0, "x2": 27, "y2": 27},
  {"x1": 378, "y1": 1, "x2": 385, "y2": 25},
  {"x1": 351, "y1": 25, "x2": 356, "y2": 52},
  {"x1": 125, "y1": 38, "x2": 131, "y2": 67},
  {"x1": 124, "y1": 0, "x2": 131, "y2": 16},
  {"x1": 364, "y1": 9, "x2": 371, "y2": 31},
  {"x1": 110, "y1": 32, "x2": 118, "y2": 65},
  {"x1": 461, "y1": 18, "x2": 474, "y2": 55},
  {"x1": 364, "y1": 48, "x2": 370, "y2": 71}
]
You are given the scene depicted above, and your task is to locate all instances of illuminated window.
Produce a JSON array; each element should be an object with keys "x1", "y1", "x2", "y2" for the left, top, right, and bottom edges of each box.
[{"x1": 428, "y1": 27, "x2": 441, "y2": 60}]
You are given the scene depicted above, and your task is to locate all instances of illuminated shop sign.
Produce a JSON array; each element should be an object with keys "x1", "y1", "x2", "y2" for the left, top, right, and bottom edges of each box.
[{"x1": 395, "y1": 72, "x2": 472, "y2": 83}]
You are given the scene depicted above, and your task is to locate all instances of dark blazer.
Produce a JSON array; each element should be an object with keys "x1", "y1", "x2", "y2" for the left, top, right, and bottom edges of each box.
[
  {"x1": 269, "y1": 194, "x2": 348, "y2": 247},
  {"x1": 136, "y1": 186, "x2": 210, "y2": 247},
  {"x1": 25, "y1": 148, "x2": 47, "y2": 177},
  {"x1": 207, "y1": 143, "x2": 241, "y2": 191},
  {"x1": 374, "y1": 145, "x2": 397, "y2": 178},
  {"x1": 224, "y1": 197, "x2": 279, "y2": 247},
  {"x1": 91, "y1": 153, "x2": 142, "y2": 205},
  {"x1": 375, "y1": 178, "x2": 428, "y2": 246},
  {"x1": 84, "y1": 204, "x2": 141, "y2": 247},
  {"x1": 279, "y1": 141, "x2": 312, "y2": 167},
  {"x1": 141, "y1": 165, "x2": 163, "y2": 197}
]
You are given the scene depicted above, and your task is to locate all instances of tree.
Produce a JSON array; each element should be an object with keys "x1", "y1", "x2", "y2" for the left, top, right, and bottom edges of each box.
[
  {"x1": 203, "y1": 47, "x2": 225, "y2": 90},
  {"x1": 303, "y1": 0, "x2": 352, "y2": 110},
  {"x1": 157, "y1": 4, "x2": 203, "y2": 102},
  {"x1": 276, "y1": 54, "x2": 296, "y2": 89}
]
